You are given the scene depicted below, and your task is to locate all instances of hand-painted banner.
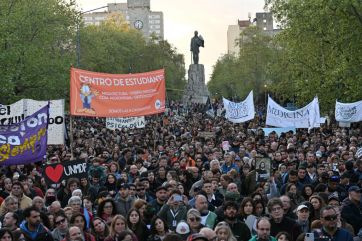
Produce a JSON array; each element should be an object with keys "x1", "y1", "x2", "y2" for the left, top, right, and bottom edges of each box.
[
  {"x1": 266, "y1": 96, "x2": 320, "y2": 128},
  {"x1": 0, "y1": 105, "x2": 49, "y2": 166},
  {"x1": 0, "y1": 99, "x2": 65, "y2": 145},
  {"x1": 43, "y1": 159, "x2": 88, "y2": 185},
  {"x1": 106, "y1": 116, "x2": 146, "y2": 130},
  {"x1": 70, "y1": 68, "x2": 165, "y2": 117},
  {"x1": 335, "y1": 100, "x2": 362, "y2": 122},
  {"x1": 223, "y1": 91, "x2": 255, "y2": 123}
]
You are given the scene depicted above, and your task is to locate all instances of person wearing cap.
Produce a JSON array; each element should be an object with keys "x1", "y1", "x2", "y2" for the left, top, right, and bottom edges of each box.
[
  {"x1": 223, "y1": 201, "x2": 251, "y2": 241},
  {"x1": 114, "y1": 183, "x2": 135, "y2": 218},
  {"x1": 341, "y1": 185, "x2": 362, "y2": 235},
  {"x1": 327, "y1": 175, "x2": 348, "y2": 202},
  {"x1": 295, "y1": 204, "x2": 310, "y2": 233},
  {"x1": 175, "y1": 220, "x2": 191, "y2": 240}
]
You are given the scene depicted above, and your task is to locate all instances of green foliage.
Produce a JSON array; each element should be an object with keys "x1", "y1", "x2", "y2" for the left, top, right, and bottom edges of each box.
[
  {"x1": 208, "y1": 26, "x2": 274, "y2": 102},
  {"x1": 79, "y1": 14, "x2": 186, "y2": 100},
  {"x1": 265, "y1": 0, "x2": 362, "y2": 112},
  {"x1": 0, "y1": 0, "x2": 79, "y2": 104}
]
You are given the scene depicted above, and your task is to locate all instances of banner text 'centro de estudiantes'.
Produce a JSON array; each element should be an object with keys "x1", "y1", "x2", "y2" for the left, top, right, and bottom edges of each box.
[
  {"x1": 0, "y1": 105, "x2": 49, "y2": 166},
  {"x1": 70, "y1": 68, "x2": 165, "y2": 117}
]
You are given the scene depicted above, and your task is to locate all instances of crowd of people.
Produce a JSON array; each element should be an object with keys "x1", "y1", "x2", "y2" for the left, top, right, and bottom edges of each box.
[{"x1": 0, "y1": 101, "x2": 361, "y2": 241}]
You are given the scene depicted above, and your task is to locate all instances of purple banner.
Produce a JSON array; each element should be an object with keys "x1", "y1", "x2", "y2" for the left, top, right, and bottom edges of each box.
[{"x1": 0, "y1": 105, "x2": 49, "y2": 166}]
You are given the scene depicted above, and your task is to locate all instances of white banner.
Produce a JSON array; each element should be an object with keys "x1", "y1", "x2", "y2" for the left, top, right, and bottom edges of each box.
[
  {"x1": 0, "y1": 99, "x2": 65, "y2": 145},
  {"x1": 266, "y1": 96, "x2": 320, "y2": 128},
  {"x1": 223, "y1": 91, "x2": 255, "y2": 123},
  {"x1": 335, "y1": 100, "x2": 362, "y2": 122},
  {"x1": 106, "y1": 116, "x2": 146, "y2": 130}
]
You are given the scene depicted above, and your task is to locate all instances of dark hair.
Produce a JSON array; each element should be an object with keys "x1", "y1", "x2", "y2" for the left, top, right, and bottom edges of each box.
[
  {"x1": 163, "y1": 233, "x2": 183, "y2": 241},
  {"x1": 70, "y1": 213, "x2": 87, "y2": 231},
  {"x1": 314, "y1": 183, "x2": 328, "y2": 193},
  {"x1": 267, "y1": 198, "x2": 283, "y2": 213},
  {"x1": 253, "y1": 199, "x2": 266, "y2": 216},
  {"x1": 150, "y1": 216, "x2": 168, "y2": 235},
  {"x1": 320, "y1": 205, "x2": 337, "y2": 218},
  {"x1": 117, "y1": 230, "x2": 134, "y2": 241},
  {"x1": 276, "y1": 231, "x2": 291, "y2": 241},
  {"x1": 0, "y1": 228, "x2": 13, "y2": 240},
  {"x1": 97, "y1": 199, "x2": 117, "y2": 218},
  {"x1": 239, "y1": 197, "x2": 254, "y2": 218},
  {"x1": 23, "y1": 206, "x2": 40, "y2": 218},
  {"x1": 12, "y1": 181, "x2": 24, "y2": 190},
  {"x1": 92, "y1": 217, "x2": 110, "y2": 237},
  {"x1": 127, "y1": 208, "x2": 141, "y2": 227},
  {"x1": 223, "y1": 201, "x2": 238, "y2": 211}
]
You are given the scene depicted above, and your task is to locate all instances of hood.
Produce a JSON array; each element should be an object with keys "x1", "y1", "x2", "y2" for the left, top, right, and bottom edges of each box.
[{"x1": 20, "y1": 221, "x2": 41, "y2": 240}]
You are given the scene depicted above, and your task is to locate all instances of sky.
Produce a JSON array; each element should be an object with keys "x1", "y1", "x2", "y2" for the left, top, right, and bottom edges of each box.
[{"x1": 77, "y1": 0, "x2": 266, "y2": 82}]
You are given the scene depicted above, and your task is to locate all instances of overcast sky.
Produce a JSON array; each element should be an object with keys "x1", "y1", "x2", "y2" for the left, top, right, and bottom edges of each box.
[{"x1": 77, "y1": 0, "x2": 266, "y2": 82}]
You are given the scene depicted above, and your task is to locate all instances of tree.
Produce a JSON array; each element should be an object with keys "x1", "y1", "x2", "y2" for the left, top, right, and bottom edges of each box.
[
  {"x1": 208, "y1": 26, "x2": 275, "y2": 103},
  {"x1": 0, "y1": 0, "x2": 79, "y2": 104},
  {"x1": 265, "y1": 0, "x2": 362, "y2": 112},
  {"x1": 79, "y1": 13, "x2": 186, "y2": 100}
]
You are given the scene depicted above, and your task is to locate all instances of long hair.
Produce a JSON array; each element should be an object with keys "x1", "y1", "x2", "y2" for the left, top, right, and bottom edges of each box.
[
  {"x1": 109, "y1": 215, "x2": 129, "y2": 237},
  {"x1": 0, "y1": 229, "x2": 13, "y2": 240},
  {"x1": 214, "y1": 222, "x2": 237, "y2": 241},
  {"x1": 239, "y1": 197, "x2": 254, "y2": 219},
  {"x1": 150, "y1": 216, "x2": 168, "y2": 235},
  {"x1": 91, "y1": 217, "x2": 110, "y2": 238}
]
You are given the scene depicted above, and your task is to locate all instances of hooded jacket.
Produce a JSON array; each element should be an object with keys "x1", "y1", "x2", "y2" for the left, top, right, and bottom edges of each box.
[{"x1": 20, "y1": 221, "x2": 54, "y2": 241}]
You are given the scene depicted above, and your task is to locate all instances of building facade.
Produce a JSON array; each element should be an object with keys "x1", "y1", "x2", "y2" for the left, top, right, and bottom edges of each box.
[{"x1": 82, "y1": 0, "x2": 164, "y2": 40}]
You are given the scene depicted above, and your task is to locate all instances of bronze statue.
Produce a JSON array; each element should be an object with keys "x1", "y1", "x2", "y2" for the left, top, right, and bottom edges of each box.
[{"x1": 190, "y1": 31, "x2": 204, "y2": 64}]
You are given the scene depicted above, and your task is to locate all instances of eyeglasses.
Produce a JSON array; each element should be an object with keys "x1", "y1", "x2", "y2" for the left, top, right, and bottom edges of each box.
[
  {"x1": 55, "y1": 218, "x2": 66, "y2": 225},
  {"x1": 188, "y1": 217, "x2": 200, "y2": 222},
  {"x1": 323, "y1": 215, "x2": 337, "y2": 221}
]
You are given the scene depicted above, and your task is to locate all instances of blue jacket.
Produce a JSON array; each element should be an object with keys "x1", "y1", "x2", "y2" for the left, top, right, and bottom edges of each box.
[
  {"x1": 20, "y1": 221, "x2": 54, "y2": 241},
  {"x1": 313, "y1": 227, "x2": 353, "y2": 241}
]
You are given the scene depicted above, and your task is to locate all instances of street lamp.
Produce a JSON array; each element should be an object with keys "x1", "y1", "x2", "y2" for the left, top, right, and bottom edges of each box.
[
  {"x1": 77, "y1": 5, "x2": 109, "y2": 67},
  {"x1": 264, "y1": 84, "x2": 267, "y2": 106}
]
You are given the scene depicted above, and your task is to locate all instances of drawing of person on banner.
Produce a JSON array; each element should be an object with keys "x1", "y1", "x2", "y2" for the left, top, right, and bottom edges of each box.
[
  {"x1": 256, "y1": 158, "x2": 270, "y2": 182},
  {"x1": 80, "y1": 84, "x2": 98, "y2": 113}
]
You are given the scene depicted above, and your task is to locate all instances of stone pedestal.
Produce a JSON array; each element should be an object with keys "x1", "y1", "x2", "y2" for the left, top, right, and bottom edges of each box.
[{"x1": 182, "y1": 64, "x2": 210, "y2": 104}]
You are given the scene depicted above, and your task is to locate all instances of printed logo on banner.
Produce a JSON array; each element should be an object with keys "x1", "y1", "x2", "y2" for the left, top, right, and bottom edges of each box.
[
  {"x1": 43, "y1": 159, "x2": 88, "y2": 185},
  {"x1": 70, "y1": 68, "x2": 166, "y2": 117},
  {"x1": 106, "y1": 116, "x2": 146, "y2": 130},
  {"x1": 336, "y1": 106, "x2": 357, "y2": 120}
]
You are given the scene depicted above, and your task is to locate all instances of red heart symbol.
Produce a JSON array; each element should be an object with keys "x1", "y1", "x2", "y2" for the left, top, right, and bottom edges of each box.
[{"x1": 45, "y1": 164, "x2": 64, "y2": 183}]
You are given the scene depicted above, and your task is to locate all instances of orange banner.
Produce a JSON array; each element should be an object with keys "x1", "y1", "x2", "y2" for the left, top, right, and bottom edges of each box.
[{"x1": 70, "y1": 68, "x2": 165, "y2": 117}]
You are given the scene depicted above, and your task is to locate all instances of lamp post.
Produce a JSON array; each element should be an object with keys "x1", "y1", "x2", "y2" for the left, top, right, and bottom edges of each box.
[
  {"x1": 76, "y1": 5, "x2": 109, "y2": 67},
  {"x1": 264, "y1": 84, "x2": 267, "y2": 106}
]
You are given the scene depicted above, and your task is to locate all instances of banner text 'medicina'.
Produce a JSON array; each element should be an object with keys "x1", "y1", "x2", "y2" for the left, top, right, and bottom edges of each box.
[
  {"x1": 268, "y1": 106, "x2": 310, "y2": 119},
  {"x1": 79, "y1": 74, "x2": 164, "y2": 87}
]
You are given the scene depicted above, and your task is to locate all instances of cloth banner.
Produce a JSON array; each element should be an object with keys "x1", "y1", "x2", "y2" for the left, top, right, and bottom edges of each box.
[
  {"x1": 266, "y1": 96, "x2": 320, "y2": 128},
  {"x1": 106, "y1": 116, "x2": 146, "y2": 130},
  {"x1": 43, "y1": 159, "x2": 88, "y2": 185},
  {"x1": 223, "y1": 91, "x2": 255, "y2": 123},
  {"x1": 0, "y1": 105, "x2": 49, "y2": 166},
  {"x1": 0, "y1": 99, "x2": 65, "y2": 145},
  {"x1": 335, "y1": 100, "x2": 362, "y2": 122},
  {"x1": 70, "y1": 67, "x2": 165, "y2": 117}
]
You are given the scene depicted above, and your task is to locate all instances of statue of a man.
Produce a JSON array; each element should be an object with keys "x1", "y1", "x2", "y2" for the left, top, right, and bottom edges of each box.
[{"x1": 190, "y1": 31, "x2": 204, "y2": 64}]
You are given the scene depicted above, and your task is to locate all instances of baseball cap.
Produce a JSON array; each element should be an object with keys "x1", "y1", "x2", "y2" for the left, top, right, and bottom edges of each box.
[
  {"x1": 175, "y1": 221, "x2": 190, "y2": 236},
  {"x1": 187, "y1": 234, "x2": 208, "y2": 241},
  {"x1": 297, "y1": 204, "x2": 309, "y2": 212},
  {"x1": 348, "y1": 186, "x2": 361, "y2": 193}
]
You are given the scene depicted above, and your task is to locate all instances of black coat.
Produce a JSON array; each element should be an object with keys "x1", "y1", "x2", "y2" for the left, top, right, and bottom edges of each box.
[{"x1": 341, "y1": 198, "x2": 362, "y2": 235}]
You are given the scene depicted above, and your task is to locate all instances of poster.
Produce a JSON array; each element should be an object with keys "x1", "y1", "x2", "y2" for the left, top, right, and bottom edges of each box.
[
  {"x1": 70, "y1": 67, "x2": 165, "y2": 117},
  {"x1": 255, "y1": 157, "x2": 271, "y2": 182},
  {"x1": 43, "y1": 159, "x2": 88, "y2": 185}
]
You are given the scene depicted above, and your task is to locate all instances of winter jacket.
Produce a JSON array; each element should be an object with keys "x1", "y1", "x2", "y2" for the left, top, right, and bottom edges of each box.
[
  {"x1": 341, "y1": 197, "x2": 362, "y2": 235},
  {"x1": 157, "y1": 204, "x2": 188, "y2": 231},
  {"x1": 20, "y1": 221, "x2": 54, "y2": 241},
  {"x1": 248, "y1": 236, "x2": 276, "y2": 241}
]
